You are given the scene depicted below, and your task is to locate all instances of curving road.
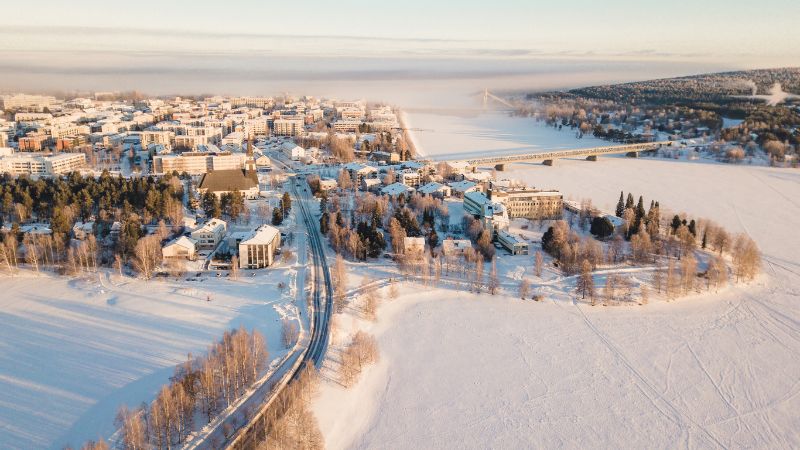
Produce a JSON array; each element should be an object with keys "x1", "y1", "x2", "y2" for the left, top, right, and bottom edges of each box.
[{"x1": 219, "y1": 177, "x2": 333, "y2": 450}]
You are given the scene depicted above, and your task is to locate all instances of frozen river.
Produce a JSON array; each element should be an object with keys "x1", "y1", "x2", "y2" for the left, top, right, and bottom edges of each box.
[{"x1": 405, "y1": 109, "x2": 605, "y2": 161}]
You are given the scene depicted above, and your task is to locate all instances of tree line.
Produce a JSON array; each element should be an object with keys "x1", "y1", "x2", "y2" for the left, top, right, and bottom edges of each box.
[{"x1": 111, "y1": 327, "x2": 268, "y2": 450}]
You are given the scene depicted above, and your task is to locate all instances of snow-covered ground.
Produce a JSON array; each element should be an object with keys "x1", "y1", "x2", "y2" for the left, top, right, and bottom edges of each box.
[
  {"x1": 312, "y1": 111, "x2": 800, "y2": 448},
  {"x1": 406, "y1": 111, "x2": 605, "y2": 161},
  {"x1": 0, "y1": 213, "x2": 306, "y2": 450}
]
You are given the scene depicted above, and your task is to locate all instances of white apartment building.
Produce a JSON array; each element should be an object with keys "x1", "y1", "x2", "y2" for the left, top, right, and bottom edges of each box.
[
  {"x1": 0, "y1": 94, "x2": 56, "y2": 111},
  {"x1": 141, "y1": 130, "x2": 175, "y2": 149},
  {"x1": 398, "y1": 170, "x2": 421, "y2": 188},
  {"x1": 15, "y1": 112, "x2": 53, "y2": 122},
  {"x1": 0, "y1": 152, "x2": 86, "y2": 176},
  {"x1": 48, "y1": 123, "x2": 91, "y2": 139},
  {"x1": 332, "y1": 119, "x2": 362, "y2": 132},
  {"x1": 222, "y1": 131, "x2": 245, "y2": 147},
  {"x1": 230, "y1": 97, "x2": 273, "y2": 108},
  {"x1": 340, "y1": 108, "x2": 364, "y2": 120},
  {"x1": 273, "y1": 118, "x2": 305, "y2": 136},
  {"x1": 152, "y1": 152, "x2": 246, "y2": 175},
  {"x1": 243, "y1": 118, "x2": 269, "y2": 138}
]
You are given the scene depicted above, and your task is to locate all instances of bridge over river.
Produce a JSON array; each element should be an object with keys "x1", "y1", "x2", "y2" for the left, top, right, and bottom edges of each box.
[{"x1": 425, "y1": 141, "x2": 675, "y2": 170}]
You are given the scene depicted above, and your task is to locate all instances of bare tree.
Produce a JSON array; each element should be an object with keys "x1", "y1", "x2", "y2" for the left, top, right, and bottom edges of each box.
[
  {"x1": 680, "y1": 253, "x2": 697, "y2": 294},
  {"x1": 363, "y1": 286, "x2": 379, "y2": 322},
  {"x1": 23, "y1": 234, "x2": 40, "y2": 273},
  {"x1": 333, "y1": 255, "x2": 348, "y2": 313},
  {"x1": 731, "y1": 234, "x2": 761, "y2": 281},
  {"x1": 518, "y1": 278, "x2": 530, "y2": 300},
  {"x1": 115, "y1": 405, "x2": 147, "y2": 450},
  {"x1": 576, "y1": 259, "x2": 595, "y2": 302},
  {"x1": 602, "y1": 275, "x2": 617, "y2": 306},
  {"x1": 281, "y1": 319, "x2": 299, "y2": 349},
  {"x1": 133, "y1": 235, "x2": 161, "y2": 280},
  {"x1": 488, "y1": 257, "x2": 500, "y2": 295},
  {"x1": 640, "y1": 285, "x2": 649, "y2": 305},
  {"x1": 666, "y1": 260, "x2": 678, "y2": 299},
  {"x1": 706, "y1": 254, "x2": 728, "y2": 291},
  {"x1": 230, "y1": 256, "x2": 240, "y2": 280}
]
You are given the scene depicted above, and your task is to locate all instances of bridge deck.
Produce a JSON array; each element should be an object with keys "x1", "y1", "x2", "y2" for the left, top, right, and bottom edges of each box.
[{"x1": 423, "y1": 141, "x2": 674, "y2": 166}]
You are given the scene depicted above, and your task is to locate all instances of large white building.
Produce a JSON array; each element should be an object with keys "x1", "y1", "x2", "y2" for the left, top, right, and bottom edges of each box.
[
  {"x1": 0, "y1": 94, "x2": 56, "y2": 111},
  {"x1": 238, "y1": 224, "x2": 281, "y2": 269},
  {"x1": 0, "y1": 152, "x2": 86, "y2": 176},
  {"x1": 332, "y1": 119, "x2": 362, "y2": 132},
  {"x1": 273, "y1": 118, "x2": 305, "y2": 136},
  {"x1": 152, "y1": 152, "x2": 246, "y2": 175},
  {"x1": 141, "y1": 130, "x2": 175, "y2": 149}
]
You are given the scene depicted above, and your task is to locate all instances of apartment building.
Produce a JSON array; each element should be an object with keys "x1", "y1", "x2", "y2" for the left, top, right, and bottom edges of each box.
[
  {"x1": 141, "y1": 130, "x2": 175, "y2": 149},
  {"x1": 332, "y1": 119, "x2": 362, "y2": 132},
  {"x1": 344, "y1": 162, "x2": 378, "y2": 185},
  {"x1": 0, "y1": 94, "x2": 56, "y2": 111},
  {"x1": 190, "y1": 218, "x2": 227, "y2": 250},
  {"x1": 49, "y1": 123, "x2": 90, "y2": 139},
  {"x1": 18, "y1": 133, "x2": 51, "y2": 151},
  {"x1": 398, "y1": 169, "x2": 421, "y2": 188},
  {"x1": 230, "y1": 97, "x2": 273, "y2": 108},
  {"x1": 152, "y1": 152, "x2": 246, "y2": 175},
  {"x1": 0, "y1": 152, "x2": 86, "y2": 176},
  {"x1": 272, "y1": 118, "x2": 305, "y2": 136},
  {"x1": 487, "y1": 187, "x2": 563, "y2": 220}
]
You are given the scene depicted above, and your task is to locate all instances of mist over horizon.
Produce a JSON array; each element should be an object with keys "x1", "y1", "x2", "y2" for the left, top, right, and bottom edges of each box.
[{"x1": 0, "y1": 52, "x2": 742, "y2": 109}]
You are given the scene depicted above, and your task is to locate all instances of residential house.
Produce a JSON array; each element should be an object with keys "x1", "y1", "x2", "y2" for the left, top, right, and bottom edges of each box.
[
  {"x1": 191, "y1": 218, "x2": 227, "y2": 250},
  {"x1": 162, "y1": 236, "x2": 198, "y2": 260}
]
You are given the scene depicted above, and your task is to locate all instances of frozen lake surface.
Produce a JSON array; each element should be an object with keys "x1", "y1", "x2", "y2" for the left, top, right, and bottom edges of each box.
[{"x1": 406, "y1": 110, "x2": 605, "y2": 161}]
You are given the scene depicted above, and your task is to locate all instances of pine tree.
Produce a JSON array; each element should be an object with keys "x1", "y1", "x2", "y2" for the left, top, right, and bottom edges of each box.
[
  {"x1": 272, "y1": 207, "x2": 284, "y2": 225},
  {"x1": 281, "y1": 192, "x2": 292, "y2": 214},
  {"x1": 625, "y1": 193, "x2": 634, "y2": 210},
  {"x1": 615, "y1": 191, "x2": 625, "y2": 217},
  {"x1": 319, "y1": 212, "x2": 330, "y2": 234},
  {"x1": 701, "y1": 230, "x2": 708, "y2": 249},
  {"x1": 671, "y1": 215, "x2": 682, "y2": 234},
  {"x1": 635, "y1": 196, "x2": 646, "y2": 220}
]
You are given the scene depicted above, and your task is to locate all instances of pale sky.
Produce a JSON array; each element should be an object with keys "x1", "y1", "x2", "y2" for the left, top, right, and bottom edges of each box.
[{"x1": 2, "y1": 0, "x2": 798, "y2": 99}]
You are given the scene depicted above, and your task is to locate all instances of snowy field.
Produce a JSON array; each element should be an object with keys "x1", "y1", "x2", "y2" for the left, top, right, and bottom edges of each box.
[
  {"x1": 0, "y1": 261, "x2": 303, "y2": 449},
  {"x1": 406, "y1": 111, "x2": 605, "y2": 161},
  {"x1": 312, "y1": 112, "x2": 800, "y2": 449}
]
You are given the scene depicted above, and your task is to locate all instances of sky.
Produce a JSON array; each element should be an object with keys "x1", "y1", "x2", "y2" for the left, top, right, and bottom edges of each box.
[{"x1": 2, "y1": 0, "x2": 798, "y2": 104}]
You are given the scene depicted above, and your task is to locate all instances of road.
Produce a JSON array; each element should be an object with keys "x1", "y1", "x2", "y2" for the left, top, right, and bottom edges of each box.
[{"x1": 218, "y1": 177, "x2": 333, "y2": 450}]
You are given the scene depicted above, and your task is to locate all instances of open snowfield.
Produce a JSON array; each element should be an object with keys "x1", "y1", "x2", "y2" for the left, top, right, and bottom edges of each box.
[
  {"x1": 313, "y1": 111, "x2": 800, "y2": 449},
  {"x1": 0, "y1": 261, "x2": 303, "y2": 449},
  {"x1": 406, "y1": 111, "x2": 604, "y2": 161}
]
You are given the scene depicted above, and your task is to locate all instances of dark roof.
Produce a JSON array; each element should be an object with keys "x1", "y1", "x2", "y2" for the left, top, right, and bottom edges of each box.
[{"x1": 199, "y1": 169, "x2": 258, "y2": 193}]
